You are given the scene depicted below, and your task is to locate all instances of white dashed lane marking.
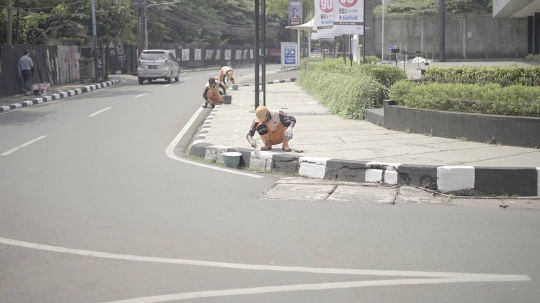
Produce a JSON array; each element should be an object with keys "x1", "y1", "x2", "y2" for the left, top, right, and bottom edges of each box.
[
  {"x1": 89, "y1": 107, "x2": 111, "y2": 117},
  {"x1": 1, "y1": 136, "x2": 47, "y2": 156}
]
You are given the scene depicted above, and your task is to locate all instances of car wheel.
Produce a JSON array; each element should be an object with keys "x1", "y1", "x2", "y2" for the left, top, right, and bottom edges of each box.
[
  {"x1": 138, "y1": 77, "x2": 144, "y2": 85},
  {"x1": 174, "y1": 72, "x2": 179, "y2": 82},
  {"x1": 167, "y1": 74, "x2": 172, "y2": 84},
  {"x1": 148, "y1": 79, "x2": 153, "y2": 83}
]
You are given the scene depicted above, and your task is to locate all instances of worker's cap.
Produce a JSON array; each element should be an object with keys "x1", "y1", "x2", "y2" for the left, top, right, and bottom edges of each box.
[
  {"x1": 255, "y1": 106, "x2": 269, "y2": 122},
  {"x1": 208, "y1": 77, "x2": 216, "y2": 84},
  {"x1": 226, "y1": 70, "x2": 233, "y2": 79}
]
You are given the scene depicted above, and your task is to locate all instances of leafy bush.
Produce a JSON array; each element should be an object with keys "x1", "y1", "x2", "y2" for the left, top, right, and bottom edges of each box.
[
  {"x1": 389, "y1": 81, "x2": 540, "y2": 117},
  {"x1": 301, "y1": 58, "x2": 407, "y2": 87},
  {"x1": 525, "y1": 54, "x2": 540, "y2": 63},
  {"x1": 422, "y1": 66, "x2": 540, "y2": 86},
  {"x1": 298, "y1": 66, "x2": 386, "y2": 120}
]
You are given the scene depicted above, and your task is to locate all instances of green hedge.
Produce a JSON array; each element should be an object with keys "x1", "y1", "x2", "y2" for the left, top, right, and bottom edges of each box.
[
  {"x1": 389, "y1": 80, "x2": 540, "y2": 117},
  {"x1": 422, "y1": 66, "x2": 540, "y2": 86},
  {"x1": 301, "y1": 58, "x2": 407, "y2": 88},
  {"x1": 525, "y1": 54, "x2": 540, "y2": 63}
]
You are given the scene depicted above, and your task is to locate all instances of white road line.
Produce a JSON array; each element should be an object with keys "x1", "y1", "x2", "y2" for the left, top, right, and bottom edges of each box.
[
  {"x1": 89, "y1": 107, "x2": 111, "y2": 117},
  {"x1": 135, "y1": 93, "x2": 147, "y2": 98},
  {"x1": 163, "y1": 84, "x2": 170, "y2": 88},
  {"x1": 182, "y1": 77, "x2": 192, "y2": 81},
  {"x1": 102, "y1": 277, "x2": 530, "y2": 303},
  {"x1": 165, "y1": 107, "x2": 262, "y2": 178},
  {"x1": 1, "y1": 136, "x2": 47, "y2": 156},
  {"x1": 0, "y1": 236, "x2": 529, "y2": 303}
]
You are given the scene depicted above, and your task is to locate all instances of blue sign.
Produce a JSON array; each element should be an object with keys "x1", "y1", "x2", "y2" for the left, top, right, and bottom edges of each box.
[
  {"x1": 284, "y1": 45, "x2": 297, "y2": 65},
  {"x1": 387, "y1": 45, "x2": 394, "y2": 55}
]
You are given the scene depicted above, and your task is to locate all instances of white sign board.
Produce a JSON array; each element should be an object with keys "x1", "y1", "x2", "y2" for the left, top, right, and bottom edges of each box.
[
  {"x1": 314, "y1": 0, "x2": 335, "y2": 39},
  {"x1": 333, "y1": 0, "x2": 364, "y2": 35},
  {"x1": 181, "y1": 49, "x2": 190, "y2": 61},
  {"x1": 194, "y1": 49, "x2": 201, "y2": 61}
]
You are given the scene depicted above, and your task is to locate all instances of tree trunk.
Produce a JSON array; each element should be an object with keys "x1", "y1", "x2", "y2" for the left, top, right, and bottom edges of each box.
[{"x1": 101, "y1": 45, "x2": 108, "y2": 80}]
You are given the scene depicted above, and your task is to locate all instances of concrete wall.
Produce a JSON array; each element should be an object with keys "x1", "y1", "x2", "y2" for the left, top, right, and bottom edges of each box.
[{"x1": 370, "y1": 14, "x2": 528, "y2": 59}]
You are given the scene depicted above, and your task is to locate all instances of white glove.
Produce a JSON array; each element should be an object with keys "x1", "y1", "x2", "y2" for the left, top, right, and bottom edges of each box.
[{"x1": 284, "y1": 129, "x2": 293, "y2": 140}]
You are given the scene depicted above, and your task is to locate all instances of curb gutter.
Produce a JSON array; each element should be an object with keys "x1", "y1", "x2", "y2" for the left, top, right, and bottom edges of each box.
[{"x1": 0, "y1": 80, "x2": 120, "y2": 113}]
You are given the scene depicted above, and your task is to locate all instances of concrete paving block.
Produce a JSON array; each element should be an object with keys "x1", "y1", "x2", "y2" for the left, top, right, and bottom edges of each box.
[
  {"x1": 538, "y1": 168, "x2": 540, "y2": 196},
  {"x1": 437, "y1": 166, "x2": 475, "y2": 193},
  {"x1": 327, "y1": 185, "x2": 397, "y2": 203},
  {"x1": 250, "y1": 151, "x2": 275, "y2": 171},
  {"x1": 263, "y1": 184, "x2": 335, "y2": 201},
  {"x1": 365, "y1": 169, "x2": 383, "y2": 183},
  {"x1": 397, "y1": 164, "x2": 438, "y2": 189},
  {"x1": 474, "y1": 167, "x2": 539, "y2": 196},
  {"x1": 272, "y1": 154, "x2": 301, "y2": 174},
  {"x1": 189, "y1": 143, "x2": 213, "y2": 158},
  {"x1": 205, "y1": 145, "x2": 229, "y2": 163},
  {"x1": 384, "y1": 171, "x2": 398, "y2": 185},
  {"x1": 395, "y1": 186, "x2": 450, "y2": 204},
  {"x1": 299, "y1": 157, "x2": 330, "y2": 179}
]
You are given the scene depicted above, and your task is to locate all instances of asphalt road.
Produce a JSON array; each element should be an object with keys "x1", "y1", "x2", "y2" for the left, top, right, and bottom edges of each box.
[{"x1": 0, "y1": 66, "x2": 538, "y2": 303}]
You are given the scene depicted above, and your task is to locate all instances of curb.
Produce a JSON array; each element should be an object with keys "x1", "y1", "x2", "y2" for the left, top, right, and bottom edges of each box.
[
  {"x1": 189, "y1": 141, "x2": 540, "y2": 196},
  {"x1": 278, "y1": 67, "x2": 299, "y2": 73},
  {"x1": 0, "y1": 80, "x2": 120, "y2": 113},
  {"x1": 241, "y1": 78, "x2": 296, "y2": 87}
]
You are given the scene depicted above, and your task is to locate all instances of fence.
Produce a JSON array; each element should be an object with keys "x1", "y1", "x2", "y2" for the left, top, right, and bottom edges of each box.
[{"x1": 1, "y1": 42, "x2": 257, "y2": 97}]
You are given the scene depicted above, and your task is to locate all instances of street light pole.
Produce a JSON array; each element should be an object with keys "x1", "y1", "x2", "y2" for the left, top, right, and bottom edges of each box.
[
  {"x1": 7, "y1": 0, "x2": 13, "y2": 45},
  {"x1": 381, "y1": 0, "x2": 384, "y2": 61},
  {"x1": 254, "y1": 0, "x2": 260, "y2": 109}
]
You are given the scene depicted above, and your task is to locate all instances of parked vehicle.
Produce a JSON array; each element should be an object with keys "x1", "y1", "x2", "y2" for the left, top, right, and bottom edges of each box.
[{"x1": 137, "y1": 50, "x2": 180, "y2": 84}]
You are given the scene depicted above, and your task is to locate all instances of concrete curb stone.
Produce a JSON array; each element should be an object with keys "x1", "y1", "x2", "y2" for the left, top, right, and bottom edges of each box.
[
  {"x1": 241, "y1": 78, "x2": 296, "y2": 87},
  {"x1": 0, "y1": 80, "x2": 120, "y2": 113},
  {"x1": 189, "y1": 143, "x2": 540, "y2": 197}
]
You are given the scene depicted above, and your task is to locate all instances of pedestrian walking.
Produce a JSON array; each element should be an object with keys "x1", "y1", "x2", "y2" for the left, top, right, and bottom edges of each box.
[
  {"x1": 18, "y1": 50, "x2": 34, "y2": 96},
  {"x1": 246, "y1": 105, "x2": 296, "y2": 152}
]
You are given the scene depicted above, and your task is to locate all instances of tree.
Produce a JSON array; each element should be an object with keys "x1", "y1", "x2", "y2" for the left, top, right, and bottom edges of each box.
[{"x1": 373, "y1": 0, "x2": 493, "y2": 16}]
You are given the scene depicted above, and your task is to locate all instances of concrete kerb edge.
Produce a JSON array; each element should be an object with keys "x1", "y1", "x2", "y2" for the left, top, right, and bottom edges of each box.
[
  {"x1": 189, "y1": 144, "x2": 540, "y2": 196},
  {"x1": 240, "y1": 78, "x2": 297, "y2": 87},
  {"x1": 0, "y1": 80, "x2": 120, "y2": 113}
]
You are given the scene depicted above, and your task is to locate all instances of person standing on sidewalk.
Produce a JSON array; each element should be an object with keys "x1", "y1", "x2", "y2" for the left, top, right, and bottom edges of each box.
[
  {"x1": 246, "y1": 105, "x2": 296, "y2": 152},
  {"x1": 202, "y1": 77, "x2": 226, "y2": 108},
  {"x1": 18, "y1": 50, "x2": 34, "y2": 96}
]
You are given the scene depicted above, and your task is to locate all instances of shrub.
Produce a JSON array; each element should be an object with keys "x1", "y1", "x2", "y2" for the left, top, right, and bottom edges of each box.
[
  {"x1": 422, "y1": 66, "x2": 540, "y2": 86},
  {"x1": 389, "y1": 82, "x2": 540, "y2": 117},
  {"x1": 298, "y1": 66, "x2": 386, "y2": 120}
]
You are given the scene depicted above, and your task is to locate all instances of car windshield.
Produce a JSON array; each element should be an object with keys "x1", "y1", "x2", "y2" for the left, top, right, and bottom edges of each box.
[{"x1": 140, "y1": 52, "x2": 166, "y2": 60}]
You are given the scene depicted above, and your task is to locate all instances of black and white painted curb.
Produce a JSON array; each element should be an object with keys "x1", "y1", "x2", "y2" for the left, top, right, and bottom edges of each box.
[
  {"x1": 0, "y1": 80, "x2": 120, "y2": 113},
  {"x1": 241, "y1": 78, "x2": 296, "y2": 87},
  {"x1": 278, "y1": 67, "x2": 299, "y2": 73},
  {"x1": 191, "y1": 105, "x2": 222, "y2": 146},
  {"x1": 189, "y1": 143, "x2": 540, "y2": 196}
]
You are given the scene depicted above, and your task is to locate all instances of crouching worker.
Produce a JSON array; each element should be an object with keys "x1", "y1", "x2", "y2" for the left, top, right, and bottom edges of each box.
[
  {"x1": 218, "y1": 66, "x2": 235, "y2": 87},
  {"x1": 202, "y1": 77, "x2": 226, "y2": 108},
  {"x1": 246, "y1": 105, "x2": 296, "y2": 152}
]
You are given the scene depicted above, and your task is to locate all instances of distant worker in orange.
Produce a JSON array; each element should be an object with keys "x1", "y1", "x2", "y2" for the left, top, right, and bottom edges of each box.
[
  {"x1": 202, "y1": 77, "x2": 226, "y2": 108},
  {"x1": 218, "y1": 66, "x2": 235, "y2": 88},
  {"x1": 246, "y1": 106, "x2": 296, "y2": 152}
]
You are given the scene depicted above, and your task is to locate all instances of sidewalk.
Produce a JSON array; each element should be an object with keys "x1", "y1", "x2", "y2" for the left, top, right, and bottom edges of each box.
[
  {"x1": 0, "y1": 79, "x2": 121, "y2": 112},
  {"x1": 190, "y1": 81, "x2": 540, "y2": 197}
]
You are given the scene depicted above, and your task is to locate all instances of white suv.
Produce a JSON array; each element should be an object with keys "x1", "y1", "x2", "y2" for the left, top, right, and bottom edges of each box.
[{"x1": 137, "y1": 50, "x2": 180, "y2": 84}]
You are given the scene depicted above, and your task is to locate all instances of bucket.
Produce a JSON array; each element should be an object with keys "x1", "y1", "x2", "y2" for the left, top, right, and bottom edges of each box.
[
  {"x1": 222, "y1": 152, "x2": 242, "y2": 168},
  {"x1": 232, "y1": 84, "x2": 239, "y2": 90},
  {"x1": 31, "y1": 84, "x2": 39, "y2": 96},
  {"x1": 223, "y1": 95, "x2": 232, "y2": 104},
  {"x1": 38, "y1": 82, "x2": 50, "y2": 95}
]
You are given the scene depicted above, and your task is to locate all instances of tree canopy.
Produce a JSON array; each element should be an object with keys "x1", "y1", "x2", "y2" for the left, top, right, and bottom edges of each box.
[{"x1": 373, "y1": 0, "x2": 493, "y2": 16}]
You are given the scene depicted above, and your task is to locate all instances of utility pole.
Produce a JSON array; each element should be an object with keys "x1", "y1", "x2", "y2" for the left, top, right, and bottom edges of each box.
[
  {"x1": 262, "y1": 0, "x2": 266, "y2": 106},
  {"x1": 7, "y1": 0, "x2": 13, "y2": 45},
  {"x1": 381, "y1": 0, "x2": 385, "y2": 61},
  {"x1": 144, "y1": 2, "x2": 148, "y2": 49},
  {"x1": 439, "y1": 0, "x2": 446, "y2": 62},
  {"x1": 91, "y1": 0, "x2": 99, "y2": 82},
  {"x1": 254, "y1": 0, "x2": 260, "y2": 109}
]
